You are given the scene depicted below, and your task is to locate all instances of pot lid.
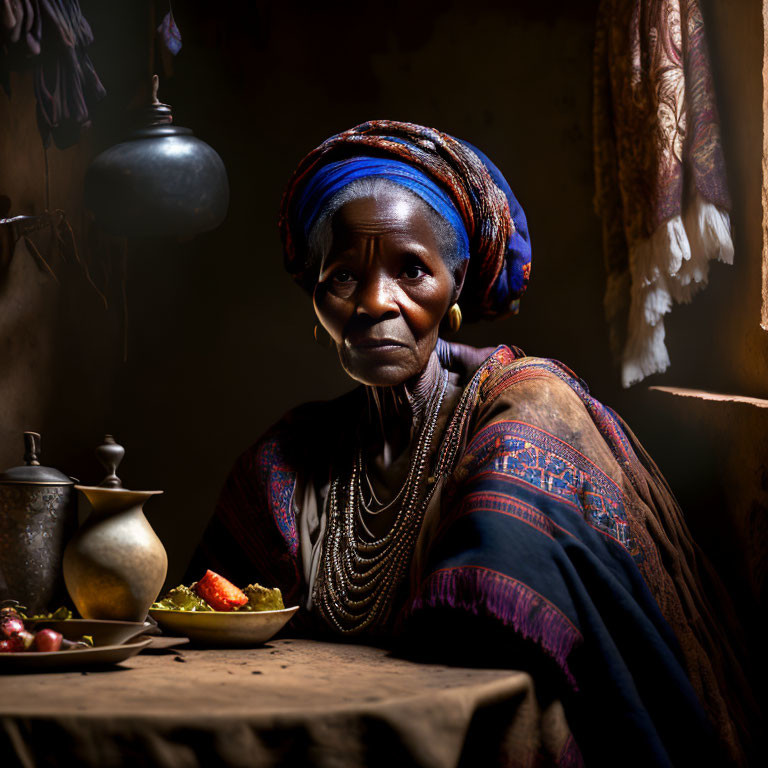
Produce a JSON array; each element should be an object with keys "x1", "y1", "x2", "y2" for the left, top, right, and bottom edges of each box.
[{"x1": 0, "y1": 432, "x2": 74, "y2": 485}]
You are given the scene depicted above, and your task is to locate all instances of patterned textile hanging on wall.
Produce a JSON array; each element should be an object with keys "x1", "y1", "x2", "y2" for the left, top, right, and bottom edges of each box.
[{"x1": 594, "y1": 0, "x2": 732, "y2": 388}]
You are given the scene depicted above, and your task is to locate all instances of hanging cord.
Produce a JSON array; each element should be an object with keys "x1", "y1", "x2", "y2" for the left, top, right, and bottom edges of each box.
[
  {"x1": 43, "y1": 145, "x2": 50, "y2": 213},
  {"x1": 1, "y1": 208, "x2": 110, "y2": 310},
  {"x1": 120, "y1": 240, "x2": 129, "y2": 363},
  {"x1": 21, "y1": 228, "x2": 59, "y2": 283},
  {"x1": 54, "y1": 211, "x2": 109, "y2": 309},
  {"x1": 17, "y1": 142, "x2": 59, "y2": 283}
]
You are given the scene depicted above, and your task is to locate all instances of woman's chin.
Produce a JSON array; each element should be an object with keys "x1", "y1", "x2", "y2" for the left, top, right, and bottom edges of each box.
[
  {"x1": 342, "y1": 365, "x2": 412, "y2": 388},
  {"x1": 339, "y1": 353, "x2": 415, "y2": 388},
  {"x1": 337, "y1": 342, "x2": 430, "y2": 388}
]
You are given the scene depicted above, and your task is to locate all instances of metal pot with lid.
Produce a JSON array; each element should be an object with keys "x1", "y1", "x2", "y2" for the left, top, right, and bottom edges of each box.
[
  {"x1": 0, "y1": 432, "x2": 77, "y2": 614},
  {"x1": 84, "y1": 75, "x2": 229, "y2": 238}
]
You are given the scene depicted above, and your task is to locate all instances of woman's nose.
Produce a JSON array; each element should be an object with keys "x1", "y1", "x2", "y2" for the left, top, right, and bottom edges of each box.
[{"x1": 356, "y1": 272, "x2": 399, "y2": 319}]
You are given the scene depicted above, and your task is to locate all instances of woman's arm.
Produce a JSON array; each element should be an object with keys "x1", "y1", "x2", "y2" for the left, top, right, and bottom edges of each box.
[{"x1": 185, "y1": 424, "x2": 303, "y2": 604}]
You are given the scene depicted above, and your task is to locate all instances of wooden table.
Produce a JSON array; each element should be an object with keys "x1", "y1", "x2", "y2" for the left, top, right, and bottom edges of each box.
[{"x1": 0, "y1": 638, "x2": 576, "y2": 767}]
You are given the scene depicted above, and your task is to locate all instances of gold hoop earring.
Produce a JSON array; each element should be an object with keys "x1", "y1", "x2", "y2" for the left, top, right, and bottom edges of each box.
[
  {"x1": 314, "y1": 323, "x2": 333, "y2": 348},
  {"x1": 448, "y1": 303, "x2": 462, "y2": 333}
]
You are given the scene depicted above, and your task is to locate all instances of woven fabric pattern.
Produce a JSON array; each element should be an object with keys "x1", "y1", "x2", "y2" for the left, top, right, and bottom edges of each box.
[{"x1": 279, "y1": 120, "x2": 531, "y2": 320}]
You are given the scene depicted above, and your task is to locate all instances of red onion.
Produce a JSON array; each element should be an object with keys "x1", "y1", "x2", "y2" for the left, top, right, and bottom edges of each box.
[
  {"x1": 34, "y1": 629, "x2": 63, "y2": 652},
  {"x1": 15, "y1": 630, "x2": 35, "y2": 650},
  {"x1": 0, "y1": 615, "x2": 24, "y2": 638},
  {"x1": 1, "y1": 632, "x2": 33, "y2": 652}
]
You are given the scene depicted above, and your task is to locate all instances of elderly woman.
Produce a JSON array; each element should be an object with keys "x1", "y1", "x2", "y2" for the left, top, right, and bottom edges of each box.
[{"x1": 191, "y1": 121, "x2": 745, "y2": 766}]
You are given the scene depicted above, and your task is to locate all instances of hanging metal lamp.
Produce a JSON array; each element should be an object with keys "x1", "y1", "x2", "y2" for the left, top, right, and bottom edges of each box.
[{"x1": 84, "y1": 76, "x2": 229, "y2": 238}]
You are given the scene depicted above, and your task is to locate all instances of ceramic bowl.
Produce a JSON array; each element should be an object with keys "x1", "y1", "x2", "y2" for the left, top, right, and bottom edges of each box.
[{"x1": 148, "y1": 606, "x2": 298, "y2": 646}]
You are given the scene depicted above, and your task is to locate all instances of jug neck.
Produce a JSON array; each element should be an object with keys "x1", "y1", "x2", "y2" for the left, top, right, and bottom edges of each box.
[{"x1": 75, "y1": 486, "x2": 162, "y2": 516}]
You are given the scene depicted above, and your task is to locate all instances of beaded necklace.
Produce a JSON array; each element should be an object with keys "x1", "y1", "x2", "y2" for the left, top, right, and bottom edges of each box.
[
  {"x1": 314, "y1": 361, "x2": 482, "y2": 635},
  {"x1": 359, "y1": 454, "x2": 407, "y2": 516}
]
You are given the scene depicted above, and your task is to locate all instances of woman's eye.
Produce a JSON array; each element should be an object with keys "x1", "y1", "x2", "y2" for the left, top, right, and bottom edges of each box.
[
  {"x1": 331, "y1": 269, "x2": 355, "y2": 284},
  {"x1": 401, "y1": 262, "x2": 427, "y2": 280}
]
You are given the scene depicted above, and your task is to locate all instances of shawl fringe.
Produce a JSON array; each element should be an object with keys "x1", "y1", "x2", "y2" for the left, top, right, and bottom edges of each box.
[{"x1": 409, "y1": 566, "x2": 581, "y2": 689}]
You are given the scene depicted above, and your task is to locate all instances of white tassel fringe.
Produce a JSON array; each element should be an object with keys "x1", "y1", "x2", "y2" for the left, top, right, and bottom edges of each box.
[{"x1": 613, "y1": 191, "x2": 733, "y2": 388}]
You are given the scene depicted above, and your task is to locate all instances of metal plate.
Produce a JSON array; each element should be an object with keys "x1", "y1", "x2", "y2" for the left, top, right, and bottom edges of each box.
[
  {"x1": 0, "y1": 638, "x2": 152, "y2": 672},
  {"x1": 24, "y1": 618, "x2": 151, "y2": 647}
]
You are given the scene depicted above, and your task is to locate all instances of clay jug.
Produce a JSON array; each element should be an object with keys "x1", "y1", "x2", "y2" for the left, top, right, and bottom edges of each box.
[{"x1": 63, "y1": 436, "x2": 166, "y2": 621}]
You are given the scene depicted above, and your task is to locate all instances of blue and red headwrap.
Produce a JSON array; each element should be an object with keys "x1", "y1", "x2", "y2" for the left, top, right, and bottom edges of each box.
[{"x1": 279, "y1": 120, "x2": 531, "y2": 320}]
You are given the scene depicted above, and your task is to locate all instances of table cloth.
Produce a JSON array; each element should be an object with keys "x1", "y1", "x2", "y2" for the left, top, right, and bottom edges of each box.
[{"x1": 0, "y1": 639, "x2": 574, "y2": 767}]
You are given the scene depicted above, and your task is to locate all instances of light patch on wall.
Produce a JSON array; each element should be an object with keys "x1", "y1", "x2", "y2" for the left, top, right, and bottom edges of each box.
[{"x1": 650, "y1": 385, "x2": 768, "y2": 409}]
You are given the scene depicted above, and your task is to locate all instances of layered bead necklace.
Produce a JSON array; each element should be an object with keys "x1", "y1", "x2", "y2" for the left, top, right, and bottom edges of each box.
[{"x1": 314, "y1": 366, "x2": 450, "y2": 635}]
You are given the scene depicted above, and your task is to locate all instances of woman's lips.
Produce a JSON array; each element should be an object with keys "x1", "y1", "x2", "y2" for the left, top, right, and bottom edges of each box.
[{"x1": 348, "y1": 338, "x2": 406, "y2": 351}]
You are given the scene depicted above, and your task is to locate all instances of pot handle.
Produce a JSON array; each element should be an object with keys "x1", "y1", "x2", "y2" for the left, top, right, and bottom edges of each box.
[{"x1": 23, "y1": 432, "x2": 41, "y2": 466}]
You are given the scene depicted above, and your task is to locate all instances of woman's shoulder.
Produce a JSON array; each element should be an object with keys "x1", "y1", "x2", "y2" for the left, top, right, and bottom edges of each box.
[
  {"x1": 475, "y1": 352, "x2": 591, "y2": 417},
  {"x1": 468, "y1": 352, "x2": 621, "y2": 475}
]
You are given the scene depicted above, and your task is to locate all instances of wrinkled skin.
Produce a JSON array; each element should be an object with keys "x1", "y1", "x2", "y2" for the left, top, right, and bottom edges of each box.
[
  {"x1": 313, "y1": 190, "x2": 467, "y2": 389},
  {"x1": 312, "y1": 189, "x2": 470, "y2": 517}
]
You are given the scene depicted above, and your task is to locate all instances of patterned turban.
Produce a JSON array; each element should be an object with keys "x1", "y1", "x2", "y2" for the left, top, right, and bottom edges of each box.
[{"x1": 279, "y1": 120, "x2": 532, "y2": 320}]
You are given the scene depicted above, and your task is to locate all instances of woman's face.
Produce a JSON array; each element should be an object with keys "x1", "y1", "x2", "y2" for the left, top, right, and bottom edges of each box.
[{"x1": 313, "y1": 189, "x2": 466, "y2": 387}]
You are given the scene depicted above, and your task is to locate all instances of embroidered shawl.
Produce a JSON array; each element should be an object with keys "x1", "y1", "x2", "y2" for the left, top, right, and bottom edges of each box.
[{"x1": 191, "y1": 347, "x2": 745, "y2": 765}]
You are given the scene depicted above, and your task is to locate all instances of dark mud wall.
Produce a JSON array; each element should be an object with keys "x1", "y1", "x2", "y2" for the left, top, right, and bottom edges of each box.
[{"x1": 1, "y1": 2, "x2": 763, "y2": 632}]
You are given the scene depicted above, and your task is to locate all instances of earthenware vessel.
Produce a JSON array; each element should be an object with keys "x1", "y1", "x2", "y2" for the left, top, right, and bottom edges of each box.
[
  {"x1": 63, "y1": 436, "x2": 166, "y2": 622},
  {"x1": 0, "y1": 432, "x2": 77, "y2": 613}
]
